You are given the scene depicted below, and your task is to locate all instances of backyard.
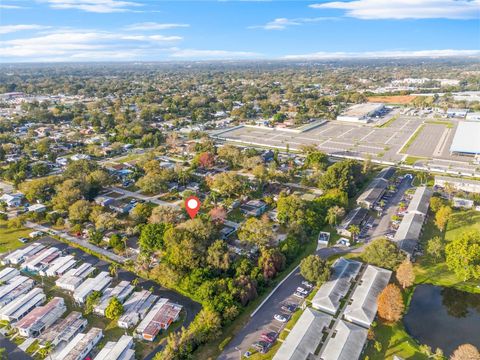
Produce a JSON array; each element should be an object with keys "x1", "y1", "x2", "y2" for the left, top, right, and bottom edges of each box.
[{"x1": 0, "y1": 220, "x2": 31, "y2": 253}]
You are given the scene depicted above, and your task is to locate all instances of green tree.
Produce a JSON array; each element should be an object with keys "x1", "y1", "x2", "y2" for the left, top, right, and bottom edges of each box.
[
  {"x1": 435, "y1": 205, "x2": 452, "y2": 232},
  {"x1": 130, "y1": 203, "x2": 152, "y2": 224},
  {"x1": 427, "y1": 236, "x2": 445, "y2": 262},
  {"x1": 139, "y1": 223, "x2": 169, "y2": 253},
  {"x1": 362, "y1": 238, "x2": 405, "y2": 270},
  {"x1": 348, "y1": 224, "x2": 361, "y2": 242},
  {"x1": 445, "y1": 231, "x2": 480, "y2": 281},
  {"x1": 105, "y1": 297, "x2": 124, "y2": 320},
  {"x1": 300, "y1": 255, "x2": 330, "y2": 286},
  {"x1": 259, "y1": 248, "x2": 285, "y2": 280},
  {"x1": 68, "y1": 199, "x2": 91, "y2": 223},
  {"x1": 85, "y1": 291, "x2": 101, "y2": 315},
  {"x1": 238, "y1": 217, "x2": 275, "y2": 247},
  {"x1": 206, "y1": 240, "x2": 230, "y2": 271},
  {"x1": 326, "y1": 206, "x2": 345, "y2": 226}
]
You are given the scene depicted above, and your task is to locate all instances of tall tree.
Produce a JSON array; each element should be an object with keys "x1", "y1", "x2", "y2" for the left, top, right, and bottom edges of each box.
[
  {"x1": 435, "y1": 205, "x2": 452, "y2": 232},
  {"x1": 427, "y1": 236, "x2": 445, "y2": 262},
  {"x1": 362, "y1": 238, "x2": 405, "y2": 270},
  {"x1": 238, "y1": 217, "x2": 275, "y2": 247},
  {"x1": 396, "y1": 259, "x2": 415, "y2": 289},
  {"x1": 377, "y1": 284, "x2": 404, "y2": 322},
  {"x1": 105, "y1": 297, "x2": 124, "y2": 320},
  {"x1": 326, "y1": 206, "x2": 345, "y2": 226},
  {"x1": 450, "y1": 344, "x2": 480, "y2": 360},
  {"x1": 445, "y1": 231, "x2": 480, "y2": 281},
  {"x1": 300, "y1": 255, "x2": 330, "y2": 286}
]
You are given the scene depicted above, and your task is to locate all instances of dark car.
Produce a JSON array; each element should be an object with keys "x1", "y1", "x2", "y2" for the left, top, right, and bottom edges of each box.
[
  {"x1": 260, "y1": 332, "x2": 278, "y2": 343},
  {"x1": 281, "y1": 303, "x2": 297, "y2": 313}
]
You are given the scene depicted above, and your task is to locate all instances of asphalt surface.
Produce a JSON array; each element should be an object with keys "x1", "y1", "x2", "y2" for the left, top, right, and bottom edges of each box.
[
  {"x1": 0, "y1": 335, "x2": 32, "y2": 360},
  {"x1": 219, "y1": 246, "x2": 354, "y2": 360}
]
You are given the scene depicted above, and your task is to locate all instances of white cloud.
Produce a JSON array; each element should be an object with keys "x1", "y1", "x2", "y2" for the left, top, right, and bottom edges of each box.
[
  {"x1": 0, "y1": 29, "x2": 183, "y2": 61},
  {"x1": 0, "y1": 24, "x2": 51, "y2": 34},
  {"x1": 310, "y1": 0, "x2": 480, "y2": 20},
  {"x1": 0, "y1": 4, "x2": 25, "y2": 9},
  {"x1": 125, "y1": 22, "x2": 190, "y2": 31},
  {"x1": 44, "y1": 0, "x2": 142, "y2": 13},
  {"x1": 249, "y1": 16, "x2": 337, "y2": 30},
  {"x1": 284, "y1": 49, "x2": 480, "y2": 60},
  {"x1": 169, "y1": 48, "x2": 261, "y2": 59}
]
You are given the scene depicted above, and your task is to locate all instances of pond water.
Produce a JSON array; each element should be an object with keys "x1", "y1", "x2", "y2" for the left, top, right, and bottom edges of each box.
[{"x1": 403, "y1": 284, "x2": 480, "y2": 355}]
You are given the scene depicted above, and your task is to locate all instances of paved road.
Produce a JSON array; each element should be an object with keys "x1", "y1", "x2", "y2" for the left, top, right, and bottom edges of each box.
[
  {"x1": 0, "y1": 334, "x2": 32, "y2": 360},
  {"x1": 109, "y1": 187, "x2": 181, "y2": 208},
  {"x1": 25, "y1": 222, "x2": 127, "y2": 264},
  {"x1": 0, "y1": 180, "x2": 14, "y2": 194},
  {"x1": 219, "y1": 246, "x2": 360, "y2": 360}
]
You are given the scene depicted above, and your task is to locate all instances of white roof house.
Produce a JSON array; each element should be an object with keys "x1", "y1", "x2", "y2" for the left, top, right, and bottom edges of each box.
[
  {"x1": 0, "y1": 193, "x2": 24, "y2": 207},
  {"x1": 343, "y1": 265, "x2": 392, "y2": 328},
  {"x1": 53, "y1": 327, "x2": 103, "y2": 360},
  {"x1": 319, "y1": 320, "x2": 368, "y2": 360},
  {"x1": 118, "y1": 290, "x2": 158, "y2": 329},
  {"x1": 406, "y1": 186, "x2": 432, "y2": 216},
  {"x1": 21, "y1": 247, "x2": 61, "y2": 272},
  {"x1": 94, "y1": 281, "x2": 135, "y2": 316},
  {"x1": 0, "y1": 287, "x2": 46, "y2": 322},
  {"x1": 56, "y1": 263, "x2": 94, "y2": 291},
  {"x1": 312, "y1": 258, "x2": 362, "y2": 315},
  {"x1": 0, "y1": 275, "x2": 35, "y2": 307},
  {"x1": 43, "y1": 255, "x2": 75, "y2": 277},
  {"x1": 435, "y1": 175, "x2": 480, "y2": 194},
  {"x1": 273, "y1": 308, "x2": 332, "y2": 360},
  {"x1": 93, "y1": 335, "x2": 135, "y2": 360},
  {"x1": 73, "y1": 271, "x2": 112, "y2": 304},
  {"x1": 2, "y1": 243, "x2": 44, "y2": 265},
  {"x1": 0, "y1": 267, "x2": 20, "y2": 283},
  {"x1": 450, "y1": 121, "x2": 480, "y2": 155},
  {"x1": 15, "y1": 297, "x2": 66, "y2": 337},
  {"x1": 39, "y1": 311, "x2": 87, "y2": 347}
]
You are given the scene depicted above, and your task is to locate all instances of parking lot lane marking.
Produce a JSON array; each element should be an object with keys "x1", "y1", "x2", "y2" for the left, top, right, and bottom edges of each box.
[
  {"x1": 338, "y1": 127, "x2": 356, "y2": 138},
  {"x1": 359, "y1": 129, "x2": 375, "y2": 142}
]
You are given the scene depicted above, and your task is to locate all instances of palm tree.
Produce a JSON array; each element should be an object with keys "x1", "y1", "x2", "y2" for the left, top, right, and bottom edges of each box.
[
  {"x1": 326, "y1": 206, "x2": 345, "y2": 226},
  {"x1": 348, "y1": 225, "x2": 361, "y2": 243},
  {"x1": 39, "y1": 341, "x2": 53, "y2": 360},
  {"x1": 109, "y1": 263, "x2": 119, "y2": 278}
]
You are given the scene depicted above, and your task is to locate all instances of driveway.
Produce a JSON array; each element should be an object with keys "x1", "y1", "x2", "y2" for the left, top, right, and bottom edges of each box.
[
  {"x1": 219, "y1": 246, "x2": 355, "y2": 360},
  {"x1": 0, "y1": 334, "x2": 32, "y2": 360}
]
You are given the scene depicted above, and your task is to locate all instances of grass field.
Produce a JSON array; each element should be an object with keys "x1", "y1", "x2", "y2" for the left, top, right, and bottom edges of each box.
[
  {"x1": 367, "y1": 95, "x2": 417, "y2": 104},
  {"x1": 0, "y1": 220, "x2": 31, "y2": 253}
]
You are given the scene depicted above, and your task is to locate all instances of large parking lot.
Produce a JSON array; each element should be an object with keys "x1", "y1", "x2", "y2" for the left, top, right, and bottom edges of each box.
[{"x1": 213, "y1": 115, "x2": 477, "y2": 175}]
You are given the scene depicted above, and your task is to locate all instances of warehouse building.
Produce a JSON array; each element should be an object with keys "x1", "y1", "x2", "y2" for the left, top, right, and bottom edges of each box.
[
  {"x1": 343, "y1": 265, "x2": 392, "y2": 328},
  {"x1": 39, "y1": 311, "x2": 87, "y2": 348},
  {"x1": 318, "y1": 320, "x2": 368, "y2": 360},
  {"x1": 272, "y1": 308, "x2": 332, "y2": 360},
  {"x1": 73, "y1": 271, "x2": 112, "y2": 304},
  {"x1": 0, "y1": 288, "x2": 45, "y2": 322},
  {"x1": 53, "y1": 327, "x2": 103, "y2": 360},
  {"x1": 94, "y1": 281, "x2": 135, "y2": 316},
  {"x1": 42, "y1": 255, "x2": 76, "y2": 277},
  {"x1": 2, "y1": 243, "x2": 44, "y2": 265},
  {"x1": 118, "y1": 290, "x2": 158, "y2": 329},
  {"x1": 94, "y1": 335, "x2": 135, "y2": 360},
  {"x1": 450, "y1": 121, "x2": 480, "y2": 155},
  {"x1": 337, "y1": 103, "x2": 385, "y2": 123},
  {"x1": 136, "y1": 298, "x2": 183, "y2": 341},
  {"x1": 56, "y1": 263, "x2": 94, "y2": 292},
  {"x1": 312, "y1": 258, "x2": 361, "y2": 315},
  {"x1": 435, "y1": 175, "x2": 480, "y2": 194},
  {"x1": 0, "y1": 275, "x2": 35, "y2": 307},
  {"x1": 15, "y1": 297, "x2": 66, "y2": 337}
]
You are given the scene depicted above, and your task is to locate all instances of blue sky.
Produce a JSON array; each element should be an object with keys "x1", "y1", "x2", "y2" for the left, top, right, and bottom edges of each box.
[{"x1": 0, "y1": 0, "x2": 479, "y2": 62}]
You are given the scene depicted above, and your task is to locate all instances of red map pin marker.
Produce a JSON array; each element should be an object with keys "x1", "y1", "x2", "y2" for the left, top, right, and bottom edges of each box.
[{"x1": 185, "y1": 196, "x2": 201, "y2": 219}]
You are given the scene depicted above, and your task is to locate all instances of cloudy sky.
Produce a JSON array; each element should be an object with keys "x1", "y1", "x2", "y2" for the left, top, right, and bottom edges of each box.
[{"x1": 0, "y1": 0, "x2": 479, "y2": 62}]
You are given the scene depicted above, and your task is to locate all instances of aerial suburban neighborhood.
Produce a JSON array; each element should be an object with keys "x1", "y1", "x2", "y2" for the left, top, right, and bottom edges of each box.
[{"x1": 0, "y1": 1, "x2": 479, "y2": 360}]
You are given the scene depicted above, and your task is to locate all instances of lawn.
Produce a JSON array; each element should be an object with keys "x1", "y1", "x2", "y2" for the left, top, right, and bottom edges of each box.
[
  {"x1": 0, "y1": 220, "x2": 31, "y2": 253},
  {"x1": 363, "y1": 322, "x2": 428, "y2": 360},
  {"x1": 413, "y1": 209, "x2": 480, "y2": 294}
]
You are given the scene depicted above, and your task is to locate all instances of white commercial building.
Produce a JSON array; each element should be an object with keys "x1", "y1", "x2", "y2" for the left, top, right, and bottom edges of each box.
[
  {"x1": 337, "y1": 103, "x2": 385, "y2": 123},
  {"x1": 450, "y1": 121, "x2": 480, "y2": 155}
]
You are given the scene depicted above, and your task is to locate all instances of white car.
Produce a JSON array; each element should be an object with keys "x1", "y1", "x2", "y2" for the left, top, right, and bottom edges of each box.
[
  {"x1": 293, "y1": 291, "x2": 306, "y2": 299},
  {"x1": 274, "y1": 314, "x2": 287, "y2": 322},
  {"x1": 301, "y1": 281, "x2": 313, "y2": 288},
  {"x1": 296, "y1": 287, "x2": 308, "y2": 295}
]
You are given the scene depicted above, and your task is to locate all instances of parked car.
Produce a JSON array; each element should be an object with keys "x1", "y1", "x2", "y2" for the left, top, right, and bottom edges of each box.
[
  {"x1": 296, "y1": 287, "x2": 309, "y2": 295},
  {"x1": 19, "y1": 237, "x2": 28, "y2": 243},
  {"x1": 301, "y1": 281, "x2": 313, "y2": 288},
  {"x1": 293, "y1": 291, "x2": 306, "y2": 299},
  {"x1": 261, "y1": 332, "x2": 277, "y2": 343},
  {"x1": 274, "y1": 314, "x2": 288, "y2": 322},
  {"x1": 281, "y1": 303, "x2": 297, "y2": 312},
  {"x1": 244, "y1": 351, "x2": 251, "y2": 358}
]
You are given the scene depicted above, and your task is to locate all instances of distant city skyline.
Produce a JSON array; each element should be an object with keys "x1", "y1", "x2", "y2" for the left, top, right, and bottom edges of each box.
[{"x1": 1, "y1": 0, "x2": 479, "y2": 62}]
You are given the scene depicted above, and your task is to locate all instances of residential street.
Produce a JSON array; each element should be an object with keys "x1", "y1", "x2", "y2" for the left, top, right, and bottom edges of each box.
[
  {"x1": 109, "y1": 186, "x2": 181, "y2": 208},
  {"x1": 24, "y1": 221, "x2": 127, "y2": 264}
]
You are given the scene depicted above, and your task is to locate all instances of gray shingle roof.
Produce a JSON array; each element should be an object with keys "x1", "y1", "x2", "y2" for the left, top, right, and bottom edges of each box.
[{"x1": 319, "y1": 320, "x2": 368, "y2": 360}]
